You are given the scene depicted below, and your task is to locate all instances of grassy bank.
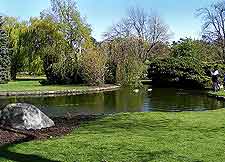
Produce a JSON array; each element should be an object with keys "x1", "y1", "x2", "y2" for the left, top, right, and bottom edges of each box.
[
  {"x1": 0, "y1": 80, "x2": 91, "y2": 92},
  {"x1": 1, "y1": 111, "x2": 225, "y2": 162},
  {"x1": 16, "y1": 75, "x2": 47, "y2": 80},
  {"x1": 208, "y1": 90, "x2": 225, "y2": 98}
]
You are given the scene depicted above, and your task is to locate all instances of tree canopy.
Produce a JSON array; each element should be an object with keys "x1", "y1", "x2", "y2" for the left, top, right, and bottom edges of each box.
[{"x1": 0, "y1": 0, "x2": 224, "y2": 88}]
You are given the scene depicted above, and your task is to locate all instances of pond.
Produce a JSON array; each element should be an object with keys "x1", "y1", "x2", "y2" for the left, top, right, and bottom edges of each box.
[{"x1": 0, "y1": 86, "x2": 224, "y2": 117}]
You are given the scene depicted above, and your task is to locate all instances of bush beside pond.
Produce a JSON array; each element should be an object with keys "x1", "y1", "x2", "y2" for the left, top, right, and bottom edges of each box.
[
  {"x1": 148, "y1": 57, "x2": 210, "y2": 89},
  {"x1": 147, "y1": 39, "x2": 224, "y2": 89}
]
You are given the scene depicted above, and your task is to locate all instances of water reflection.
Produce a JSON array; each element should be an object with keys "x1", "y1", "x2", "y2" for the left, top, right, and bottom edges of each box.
[
  {"x1": 0, "y1": 87, "x2": 224, "y2": 117},
  {"x1": 148, "y1": 88, "x2": 224, "y2": 112}
]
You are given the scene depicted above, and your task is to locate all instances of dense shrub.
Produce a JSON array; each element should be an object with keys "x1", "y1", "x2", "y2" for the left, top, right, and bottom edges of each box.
[
  {"x1": 104, "y1": 58, "x2": 146, "y2": 88},
  {"x1": 147, "y1": 39, "x2": 216, "y2": 89},
  {"x1": 102, "y1": 38, "x2": 147, "y2": 87},
  {"x1": 148, "y1": 57, "x2": 210, "y2": 89},
  {"x1": 116, "y1": 56, "x2": 147, "y2": 87},
  {"x1": 105, "y1": 61, "x2": 117, "y2": 84},
  {"x1": 80, "y1": 48, "x2": 107, "y2": 86},
  {"x1": 42, "y1": 44, "x2": 81, "y2": 85}
]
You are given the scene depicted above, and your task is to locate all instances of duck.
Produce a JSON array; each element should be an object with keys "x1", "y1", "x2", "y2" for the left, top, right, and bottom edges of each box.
[
  {"x1": 148, "y1": 88, "x2": 153, "y2": 92},
  {"x1": 133, "y1": 89, "x2": 139, "y2": 93}
]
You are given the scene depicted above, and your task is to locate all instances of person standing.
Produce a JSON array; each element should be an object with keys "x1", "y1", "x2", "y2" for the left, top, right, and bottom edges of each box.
[{"x1": 211, "y1": 66, "x2": 220, "y2": 92}]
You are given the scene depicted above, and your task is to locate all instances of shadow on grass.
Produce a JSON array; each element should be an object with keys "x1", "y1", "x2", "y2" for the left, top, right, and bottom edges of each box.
[{"x1": 0, "y1": 137, "x2": 60, "y2": 162}]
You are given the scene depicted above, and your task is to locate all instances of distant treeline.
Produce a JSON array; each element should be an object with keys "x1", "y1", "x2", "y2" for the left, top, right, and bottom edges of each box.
[{"x1": 0, "y1": 0, "x2": 224, "y2": 88}]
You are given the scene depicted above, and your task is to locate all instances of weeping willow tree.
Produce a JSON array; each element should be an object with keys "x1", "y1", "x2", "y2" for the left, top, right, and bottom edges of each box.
[{"x1": 0, "y1": 16, "x2": 10, "y2": 83}]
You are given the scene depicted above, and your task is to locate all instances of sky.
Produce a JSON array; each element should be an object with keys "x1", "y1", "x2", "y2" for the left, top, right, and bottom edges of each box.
[{"x1": 0, "y1": 0, "x2": 215, "y2": 41}]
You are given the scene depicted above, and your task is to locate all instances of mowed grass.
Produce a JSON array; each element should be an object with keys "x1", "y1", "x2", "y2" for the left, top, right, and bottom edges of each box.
[
  {"x1": 1, "y1": 111, "x2": 225, "y2": 162},
  {"x1": 208, "y1": 90, "x2": 225, "y2": 97},
  {"x1": 0, "y1": 80, "x2": 90, "y2": 92}
]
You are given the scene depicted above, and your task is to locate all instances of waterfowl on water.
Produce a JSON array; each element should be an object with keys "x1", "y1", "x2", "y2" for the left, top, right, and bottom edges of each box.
[
  {"x1": 148, "y1": 89, "x2": 152, "y2": 92},
  {"x1": 133, "y1": 89, "x2": 139, "y2": 93}
]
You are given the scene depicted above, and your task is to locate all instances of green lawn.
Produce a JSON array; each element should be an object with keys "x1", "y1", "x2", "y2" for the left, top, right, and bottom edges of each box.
[
  {"x1": 0, "y1": 80, "x2": 91, "y2": 92},
  {"x1": 16, "y1": 75, "x2": 47, "y2": 80},
  {"x1": 208, "y1": 90, "x2": 225, "y2": 97},
  {"x1": 1, "y1": 110, "x2": 225, "y2": 162}
]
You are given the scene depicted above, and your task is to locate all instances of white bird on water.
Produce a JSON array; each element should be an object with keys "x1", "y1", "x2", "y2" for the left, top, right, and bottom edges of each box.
[
  {"x1": 133, "y1": 89, "x2": 139, "y2": 93},
  {"x1": 148, "y1": 89, "x2": 153, "y2": 92}
]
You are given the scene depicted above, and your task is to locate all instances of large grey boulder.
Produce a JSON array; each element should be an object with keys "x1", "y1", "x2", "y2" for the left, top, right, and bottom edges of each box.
[{"x1": 0, "y1": 103, "x2": 55, "y2": 130}]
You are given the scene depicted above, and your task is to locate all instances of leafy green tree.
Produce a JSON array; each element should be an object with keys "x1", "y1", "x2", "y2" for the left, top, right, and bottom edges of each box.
[
  {"x1": 171, "y1": 38, "x2": 221, "y2": 62},
  {"x1": 3, "y1": 17, "x2": 28, "y2": 80},
  {"x1": 40, "y1": 0, "x2": 95, "y2": 84},
  {"x1": 0, "y1": 16, "x2": 10, "y2": 83},
  {"x1": 41, "y1": 0, "x2": 93, "y2": 53},
  {"x1": 192, "y1": 40, "x2": 222, "y2": 63},
  {"x1": 42, "y1": 42, "x2": 81, "y2": 84},
  {"x1": 148, "y1": 38, "x2": 217, "y2": 89},
  {"x1": 3, "y1": 17, "x2": 64, "y2": 79},
  {"x1": 22, "y1": 17, "x2": 63, "y2": 75}
]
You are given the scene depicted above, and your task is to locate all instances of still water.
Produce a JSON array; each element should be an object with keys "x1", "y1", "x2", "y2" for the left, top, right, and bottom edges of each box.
[{"x1": 0, "y1": 87, "x2": 224, "y2": 117}]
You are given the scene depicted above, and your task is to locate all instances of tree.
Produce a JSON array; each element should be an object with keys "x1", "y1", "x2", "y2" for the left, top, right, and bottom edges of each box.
[
  {"x1": 102, "y1": 38, "x2": 147, "y2": 87},
  {"x1": 149, "y1": 42, "x2": 170, "y2": 59},
  {"x1": 40, "y1": 0, "x2": 94, "y2": 84},
  {"x1": 22, "y1": 18, "x2": 80, "y2": 84},
  {"x1": 41, "y1": 0, "x2": 93, "y2": 53},
  {"x1": 0, "y1": 16, "x2": 10, "y2": 83},
  {"x1": 147, "y1": 38, "x2": 218, "y2": 89},
  {"x1": 105, "y1": 7, "x2": 171, "y2": 60},
  {"x1": 80, "y1": 48, "x2": 107, "y2": 85},
  {"x1": 22, "y1": 17, "x2": 63, "y2": 75},
  {"x1": 42, "y1": 42, "x2": 82, "y2": 85},
  {"x1": 198, "y1": 1, "x2": 225, "y2": 61},
  {"x1": 3, "y1": 17, "x2": 28, "y2": 80}
]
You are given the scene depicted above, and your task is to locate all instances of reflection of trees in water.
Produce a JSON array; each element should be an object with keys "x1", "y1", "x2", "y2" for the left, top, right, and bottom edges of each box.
[
  {"x1": 149, "y1": 88, "x2": 224, "y2": 111},
  {"x1": 0, "y1": 88, "x2": 223, "y2": 115},
  {"x1": 0, "y1": 94, "x2": 105, "y2": 116},
  {"x1": 40, "y1": 94, "x2": 106, "y2": 116},
  {"x1": 113, "y1": 88, "x2": 145, "y2": 112},
  {"x1": 0, "y1": 89, "x2": 146, "y2": 115},
  {"x1": 0, "y1": 96, "x2": 18, "y2": 108}
]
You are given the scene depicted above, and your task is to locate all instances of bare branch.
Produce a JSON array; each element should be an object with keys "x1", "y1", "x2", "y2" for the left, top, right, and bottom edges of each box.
[
  {"x1": 198, "y1": 1, "x2": 225, "y2": 59},
  {"x1": 104, "y1": 7, "x2": 171, "y2": 60}
]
